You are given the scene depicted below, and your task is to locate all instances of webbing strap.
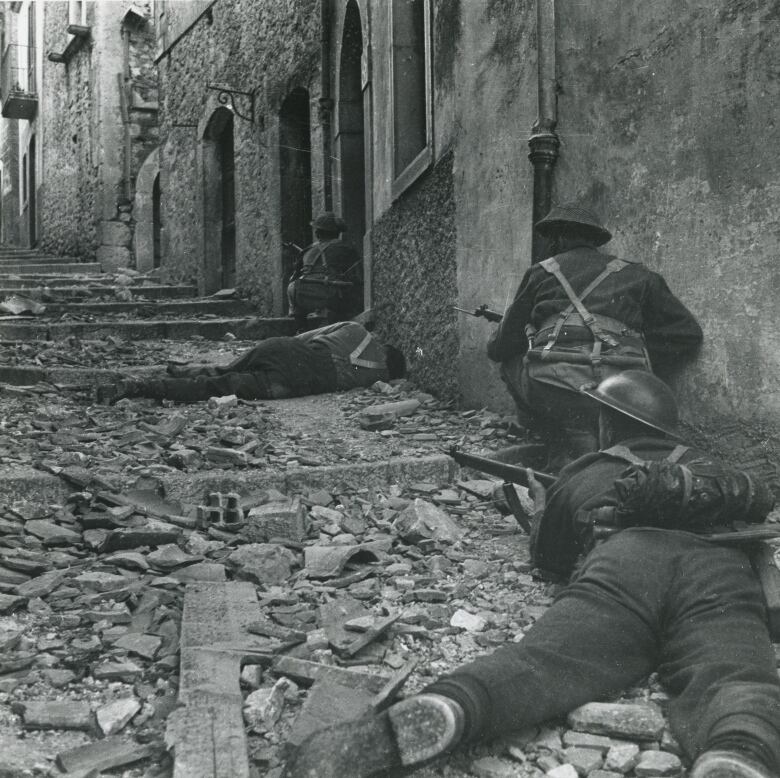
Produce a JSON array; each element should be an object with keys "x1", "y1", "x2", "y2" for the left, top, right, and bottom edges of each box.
[
  {"x1": 666, "y1": 445, "x2": 690, "y2": 464},
  {"x1": 540, "y1": 257, "x2": 629, "y2": 357},
  {"x1": 601, "y1": 444, "x2": 646, "y2": 466},
  {"x1": 349, "y1": 332, "x2": 385, "y2": 370}
]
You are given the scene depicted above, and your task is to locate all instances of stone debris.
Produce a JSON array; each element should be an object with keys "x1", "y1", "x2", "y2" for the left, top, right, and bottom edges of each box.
[
  {"x1": 0, "y1": 377, "x2": 750, "y2": 778},
  {"x1": 16, "y1": 699, "x2": 94, "y2": 731},
  {"x1": 392, "y1": 497, "x2": 465, "y2": 543},
  {"x1": 568, "y1": 702, "x2": 666, "y2": 741},
  {"x1": 96, "y1": 696, "x2": 142, "y2": 735}
]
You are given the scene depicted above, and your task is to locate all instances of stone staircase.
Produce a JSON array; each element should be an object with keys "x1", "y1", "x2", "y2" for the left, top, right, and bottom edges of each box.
[{"x1": 0, "y1": 246, "x2": 295, "y2": 386}]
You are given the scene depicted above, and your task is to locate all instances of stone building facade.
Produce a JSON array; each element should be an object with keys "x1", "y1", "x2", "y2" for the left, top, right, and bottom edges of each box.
[
  {"x1": 0, "y1": 0, "x2": 159, "y2": 268},
  {"x1": 156, "y1": 0, "x2": 779, "y2": 478},
  {"x1": 0, "y1": 6, "x2": 21, "y2": 246}
]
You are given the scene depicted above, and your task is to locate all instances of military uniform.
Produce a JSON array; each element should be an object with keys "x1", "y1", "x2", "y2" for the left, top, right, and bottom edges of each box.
[
  {"x1": 488, "y1": 243, "x2": 702, "y2": 459},
  {"x1": 104, "y1": 322, "x2": 388, "y2": 403},
  {"x1": 425, "y1": 437, "x2": 780, "y2": 771},
  {"x1": 287, "y1": 237, "x2": 363, "y2": 328}
]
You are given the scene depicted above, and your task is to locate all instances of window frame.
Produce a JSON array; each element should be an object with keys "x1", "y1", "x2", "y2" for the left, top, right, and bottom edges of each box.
[{"x1": 388, "y1": 0, "x2": 433, "y2": 200}]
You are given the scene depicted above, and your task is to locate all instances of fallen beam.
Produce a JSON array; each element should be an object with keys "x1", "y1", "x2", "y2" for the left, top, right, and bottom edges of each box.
[{"x1": 166, "y1": 581, "x2": 265, "y2": 778}]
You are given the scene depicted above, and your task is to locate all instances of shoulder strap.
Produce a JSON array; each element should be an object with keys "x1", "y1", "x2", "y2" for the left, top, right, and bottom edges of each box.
[
  {"x1": 303, "y1": 242, "x2": 329, "y2": 275},
  {"x1": 601, "y1": 444, "x2": 646, "y2": 466},
  {"x1": 349, "y1": 332, "x2": 385, "y2": 370},
  {"x1": 666, "y1": 445, "x2": 689, "y2": 464},
  {"x1": 539, "y1": 256, "x2": 629, "y2": 354}
]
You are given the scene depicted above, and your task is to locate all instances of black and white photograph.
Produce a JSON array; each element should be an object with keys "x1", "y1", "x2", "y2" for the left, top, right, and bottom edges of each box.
[{"x1": 0, "y1": 1, "x2": 777, "y2": 776}]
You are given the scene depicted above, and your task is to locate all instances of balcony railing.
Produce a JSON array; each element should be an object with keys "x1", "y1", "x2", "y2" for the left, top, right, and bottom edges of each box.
[{"x1": 1, "y1": 44, "x2": 38, "y2": 121}]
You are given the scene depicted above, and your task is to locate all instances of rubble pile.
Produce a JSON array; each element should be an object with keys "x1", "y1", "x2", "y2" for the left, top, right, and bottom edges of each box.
[
  {"x1": 0, "y1": 381, "x2": 749, "y2": 777},
  {"x1": 0, "y1": 381, "x2": 515, "y2": 479}
]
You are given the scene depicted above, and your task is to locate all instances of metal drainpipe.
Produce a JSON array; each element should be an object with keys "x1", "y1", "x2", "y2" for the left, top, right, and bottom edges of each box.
[
  {"x1": 528, "y1": 0, "x2": 560, "y2": 263},
  {"x1": 320, "y1": 0, "x2": 334, "y2": 212}
]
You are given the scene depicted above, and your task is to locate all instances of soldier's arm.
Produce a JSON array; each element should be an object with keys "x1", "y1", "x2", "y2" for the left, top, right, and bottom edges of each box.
[
  {"x1": 486, "y1": 267, "x2": 537, "y2": 362},
  {"x1": 640, "y1": 273, "x2": 703, "y2": 358}
]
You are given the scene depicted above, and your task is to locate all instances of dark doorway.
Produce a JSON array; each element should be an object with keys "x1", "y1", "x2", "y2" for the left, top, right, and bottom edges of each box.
[
  {"x1": 28, "y1": 135, "x2": 36, "y2": 247},
  {"x1": 279, "y1": 88, "x2": 312, "y2": 312},
  {"x1": 337, "y1": 2, "x2": 366, "y2": 258},
  {"x1": 202, "y1": 108, "x2": 236, "y2": 292},
  {"x1": 152, "y1": 173, "x2": 161, "y2": 269}
]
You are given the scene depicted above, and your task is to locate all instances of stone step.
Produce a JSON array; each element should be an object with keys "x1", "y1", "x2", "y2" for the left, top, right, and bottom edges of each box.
[
  {"x1": 0, "y1": 316, "x2": 295, "y2": 342},
  {"x1": 0, "y1": 281, "x2": 196, "y2": 297},
  {"x1": 0, "y1": 249, "x2": 73, "y2": 258},
  {"x1": 0, "y1": 262, "x2": 103, "y2": 275},
  {"x1": 39, "y1": 299, "x2": 256, "y2": 317},
  {"x1": 0, "y1": 255, "x2": 81, "y2": 264},
  {"x1": 0, "y1": 455, "x2": 454, "y2": 507},
  {"x1": 0, "y1": 363, "x2": 162, "y2": 386}
]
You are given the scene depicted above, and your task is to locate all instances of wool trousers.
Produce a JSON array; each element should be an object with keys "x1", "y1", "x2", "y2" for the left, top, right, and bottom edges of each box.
[{"x1": 427, "y1": 528, "x2": 780, "y2": 768}]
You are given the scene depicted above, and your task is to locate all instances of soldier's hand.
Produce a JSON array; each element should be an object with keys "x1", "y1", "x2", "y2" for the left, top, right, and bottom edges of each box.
[{"x1": 526, "y1": 468, "x2": 547, "y2": 515}]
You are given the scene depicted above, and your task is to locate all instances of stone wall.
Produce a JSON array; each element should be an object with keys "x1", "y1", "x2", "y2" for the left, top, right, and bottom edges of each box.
[
  {"x1": 38, "y1": 2, "x2": 98, "y2": 258},
  {"x1": 156, "y1": 0, "x2": 321, "y2": 302},
  {"x1": 0, "y1": 9, "x2": 21, "y2": 246},
  {"x1": 552, "y1": 0, "x2": 780, "y2": 483},
  {"x1": 372, "y1": 152, "x2": 459, "y2": 400},
  {"x1": 37, "y1": 1, "x2": 159, "y2": 267},
  {"x1": 447, "y1": 0, "x2": 780, "y2": 479}
]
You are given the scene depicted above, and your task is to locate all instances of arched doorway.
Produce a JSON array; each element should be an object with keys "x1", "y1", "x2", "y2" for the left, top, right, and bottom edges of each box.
[
  {"x1": 133, "y1": 148, "x2": 161, "y2": 272},
  {"x1": 279, "y1": 89, "x2": 312, "y2": 312},
  {"x1": 337, "y1": 2, "x2": 365, "y2": 255},
  {"x1": 152, "y1": 174, "x2": 162, "y2": 269},
  {"x1": 203, "y1": 108, "x2": 236, "y2": 293}
]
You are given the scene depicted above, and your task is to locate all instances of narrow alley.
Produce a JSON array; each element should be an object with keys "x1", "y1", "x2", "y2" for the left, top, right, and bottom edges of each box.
[{"x1": 0, "y1": 2, "x2": 778, "y2": 778}]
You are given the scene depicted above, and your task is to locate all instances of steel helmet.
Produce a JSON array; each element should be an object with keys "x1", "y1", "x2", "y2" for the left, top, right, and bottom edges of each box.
[
  {"x1": 311, "y1": 212, "x2": 347, "y2": 233},
  {"x1": 582, "y1": 370, "x2": 679, "y2": 437},
  {"x1": 535, "y1": 203, "x2": 612, "y2": 246}
]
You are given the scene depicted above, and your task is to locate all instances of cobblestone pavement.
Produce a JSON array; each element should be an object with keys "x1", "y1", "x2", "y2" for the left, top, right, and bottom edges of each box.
[{"x1": 0, "y1": 363, "x2": 772, "y2": 777}]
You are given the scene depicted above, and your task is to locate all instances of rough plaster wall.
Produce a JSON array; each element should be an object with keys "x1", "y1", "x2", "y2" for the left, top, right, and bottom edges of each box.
[
  {"x1": 372, "y1": 151, "x2": 458, "y2": 400},
  {"x1": 1, "y1": 117, "x2": 20, "y2": 246},
  {"x1": 127, "y1": 16, "x2": 159, "y2": 183},
  {"x1": 556, "y1": 0, "x2": 780, "y2": 481},
  {"x1": 452, "y1": 0, "x2": 537, "y2": 411},
  {"x1": 157, "y1": 0, "x2": 321, "y2": 308},
  {"x1": 39, "y1": 5, "x2": 98, "y2": 258}
]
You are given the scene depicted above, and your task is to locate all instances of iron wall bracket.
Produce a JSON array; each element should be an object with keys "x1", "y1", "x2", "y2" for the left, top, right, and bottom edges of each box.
[{"x1": 206, "y1": 83, "x2": 258, "y2": 125}]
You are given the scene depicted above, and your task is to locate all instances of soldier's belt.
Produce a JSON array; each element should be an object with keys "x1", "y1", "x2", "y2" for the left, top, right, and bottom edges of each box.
[{"x1": 525, "y1": 349, "x2": 649, "y2": 367}]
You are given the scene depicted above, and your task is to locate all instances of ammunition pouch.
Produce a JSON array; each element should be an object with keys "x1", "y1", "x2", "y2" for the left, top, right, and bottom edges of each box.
[{"x1": 291, "y1": 275, "x2": 352, "y2": 312}]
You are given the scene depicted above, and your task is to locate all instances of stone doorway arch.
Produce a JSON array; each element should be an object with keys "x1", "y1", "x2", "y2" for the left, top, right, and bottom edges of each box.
[
  {"x1": 202, "y1": 107, "x2": 236, "y2": 293},
  {"x1": 279, "y1": 88, "x2": 312, "y2": 312},
  {"x1": 134, "y1": 147, "x2": 161, "y2": 272}
]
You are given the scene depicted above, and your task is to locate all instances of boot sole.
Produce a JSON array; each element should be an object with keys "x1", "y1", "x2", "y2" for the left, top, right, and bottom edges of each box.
[
  {"x1": 690, "y1": 750, "x2": 774, "y2": 778},
  {"x1": 387, "y1": 694, "x2": 464, "y2": 766}
]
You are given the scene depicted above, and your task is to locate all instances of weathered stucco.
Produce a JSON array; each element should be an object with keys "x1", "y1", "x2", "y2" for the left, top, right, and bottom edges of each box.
[
  {"x1": 156, "y1": 0, "x2": 322, "y2": 304},
  {"x1": 372, "y1": 151, "x2": 458, "y2": 400},
  {"x1": 447, "y1": 0, "x2": 778, "y2": 478},
  {"x1": 36, "y1": 1, "x2": 158, "y2": 264},
  {"x1": 550, "y1": 0, "x2": 780, "y2": 479},
  {"x1": 38, "y1": 3, "x2": 98, "y2": 257}
]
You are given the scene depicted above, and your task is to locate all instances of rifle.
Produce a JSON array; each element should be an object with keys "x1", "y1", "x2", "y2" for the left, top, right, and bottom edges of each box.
[
  {"x1": 448, "y1": 446, "x2": 556, "y2": 488},
  {"x1": 452, "y1": 304, "x2": 503, "y2": 323},
  {"x1": 448, "y1": 446, "x2": 555, "y2": 533}
]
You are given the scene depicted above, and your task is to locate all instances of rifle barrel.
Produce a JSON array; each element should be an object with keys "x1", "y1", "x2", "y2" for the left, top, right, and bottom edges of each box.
[{"x1": 449, "y1": 447, "x2": 556, "y2": 487}]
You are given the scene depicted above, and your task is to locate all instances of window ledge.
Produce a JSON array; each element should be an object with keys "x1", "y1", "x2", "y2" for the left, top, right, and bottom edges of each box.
[{"x1": 391, "y1": 146, "x2": 434, "y2": 201}]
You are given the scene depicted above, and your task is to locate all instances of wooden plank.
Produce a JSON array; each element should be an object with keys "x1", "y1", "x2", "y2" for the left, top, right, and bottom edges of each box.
[
  {"x1": 169, "y1": 581, "x2": 263, "y2": 778},
  {"x1": 286, "y1": 679, "x2": 375, "y2": 748},
  {"x1": 338, "y1": 614, "x2": 398, "y2": 658},
  {"x1": 271, "y1": 655, "x2": 388, "y2": 693}
]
